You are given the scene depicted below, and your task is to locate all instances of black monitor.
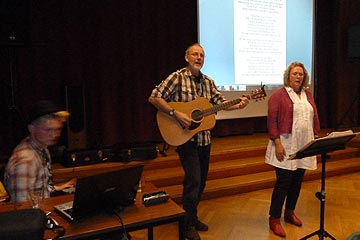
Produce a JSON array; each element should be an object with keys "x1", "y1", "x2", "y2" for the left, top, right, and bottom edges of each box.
[
  {"x1": 348, "y1": 25, "x2": 360, "y2": 58},
  {"x1": 71, "y1": 165, "x2": 143, "y2": 219}
]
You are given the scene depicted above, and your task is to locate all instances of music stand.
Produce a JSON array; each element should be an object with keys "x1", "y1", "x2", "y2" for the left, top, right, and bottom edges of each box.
[{"x1": 289, "y1": 131, "x2": 357, "y2": 240}]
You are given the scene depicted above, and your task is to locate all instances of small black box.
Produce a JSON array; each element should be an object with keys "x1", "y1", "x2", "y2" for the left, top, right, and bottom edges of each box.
[{"x1": 142, "y1": 191, "x2": 170, "y2": 206}]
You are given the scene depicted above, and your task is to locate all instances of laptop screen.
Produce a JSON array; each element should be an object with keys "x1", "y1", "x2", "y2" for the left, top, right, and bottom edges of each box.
[{"x1": 71, "y1": 165, "x2": 144, "y2": 219}]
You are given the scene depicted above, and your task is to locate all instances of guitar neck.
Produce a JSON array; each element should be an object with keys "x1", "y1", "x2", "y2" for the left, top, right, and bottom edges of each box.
[{"x1": 202, "y1": 97, "x2": 245, "y2": 117}]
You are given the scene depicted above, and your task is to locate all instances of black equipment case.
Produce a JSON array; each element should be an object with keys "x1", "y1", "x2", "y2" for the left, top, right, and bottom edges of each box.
[
  {"x1": 62, "y1": 149, "x2": 106, "y2": 167},
  {"x1": 61, "y1": 142, "x2": 158, "y2": 167},
  {"x1": 104, "y1": 142, "x2": 159, "y2": 162}
]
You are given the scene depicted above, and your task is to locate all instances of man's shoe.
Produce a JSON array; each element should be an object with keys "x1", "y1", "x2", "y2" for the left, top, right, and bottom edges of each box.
[
  {"x1": 269, "y1": 217, "x2": 286, "y2": 238},
  {"x1": 195, "y1": 220, "x2": 208, "y2": 231},
  {"x1": 284, "y1": 209, "x2": 303, "y2": 226},
  {"x1": 184, "y1": 226, "x2": 201, "y2": 240}
]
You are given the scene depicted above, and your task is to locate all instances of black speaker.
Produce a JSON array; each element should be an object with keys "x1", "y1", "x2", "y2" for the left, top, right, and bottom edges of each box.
[
  {"x1": 0, "y1": 209, "x2": 46, "y2": 240},
  {"x1": 65, "y1": 86, "x2": 87, "y2": 150},
  {"x1": 0, "y1": 0, "x2": 31, "y2": 46}
]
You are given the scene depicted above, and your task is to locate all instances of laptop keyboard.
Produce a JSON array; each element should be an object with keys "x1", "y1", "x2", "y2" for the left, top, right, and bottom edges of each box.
[{"x1": 64, "y1": 207, "x2": 74, "y2": 216}]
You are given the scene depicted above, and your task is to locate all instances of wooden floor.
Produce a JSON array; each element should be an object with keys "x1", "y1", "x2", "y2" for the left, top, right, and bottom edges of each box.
[{"x1": 130, "y1": 171, "x2": 360, "y2": 240}]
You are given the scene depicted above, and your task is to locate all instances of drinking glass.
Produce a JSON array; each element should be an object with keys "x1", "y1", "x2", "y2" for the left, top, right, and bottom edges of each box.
[{"x1": 29, "y1": 188, "x2": 44, "y2": 208}]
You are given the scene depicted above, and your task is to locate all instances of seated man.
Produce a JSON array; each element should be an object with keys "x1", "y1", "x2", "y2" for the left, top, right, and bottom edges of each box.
[{"x1": 4, "y1": 100, "x2": 76, "y2": 203}]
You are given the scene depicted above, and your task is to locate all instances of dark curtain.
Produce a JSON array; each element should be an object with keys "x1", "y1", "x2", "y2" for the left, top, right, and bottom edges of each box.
[{"x1": 0, "y1": 1, "x2": 197, "y2": 157}]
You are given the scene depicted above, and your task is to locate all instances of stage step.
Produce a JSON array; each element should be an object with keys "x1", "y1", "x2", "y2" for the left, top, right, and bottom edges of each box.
[{"x1": 143, "y1": 141, "x2": 360, "y2": 204}]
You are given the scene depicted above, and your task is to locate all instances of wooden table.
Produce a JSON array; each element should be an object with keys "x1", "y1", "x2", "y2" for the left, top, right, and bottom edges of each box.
[{"x1": 0, "y1": 184, "x2": 185, "y2": 240}]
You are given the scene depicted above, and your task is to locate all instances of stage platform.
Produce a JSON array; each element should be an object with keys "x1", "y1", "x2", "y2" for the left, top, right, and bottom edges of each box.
[{"x1": 146, "y1": 129, "x2": 360, "y2": 203}]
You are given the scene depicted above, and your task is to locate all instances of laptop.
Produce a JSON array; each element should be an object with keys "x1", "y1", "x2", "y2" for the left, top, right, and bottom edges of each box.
[{"x1": 54, "y1": 165, "x2": 144, "y2": 221}]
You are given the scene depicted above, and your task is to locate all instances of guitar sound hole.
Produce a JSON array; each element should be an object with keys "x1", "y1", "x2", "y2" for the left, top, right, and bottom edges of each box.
[{"x1": 191, "y1": 110, "x2": 203, "y2": 122}]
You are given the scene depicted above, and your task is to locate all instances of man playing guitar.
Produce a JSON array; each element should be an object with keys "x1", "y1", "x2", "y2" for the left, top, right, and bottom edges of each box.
[{"x1": 148, "y1": 43, "x2": 249, "y2": 240}]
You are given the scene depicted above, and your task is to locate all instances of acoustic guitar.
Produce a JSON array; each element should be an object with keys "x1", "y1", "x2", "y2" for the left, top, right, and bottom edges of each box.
[{"x1": 156, "y1": 85, "x2": 266, "y2": 146}]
